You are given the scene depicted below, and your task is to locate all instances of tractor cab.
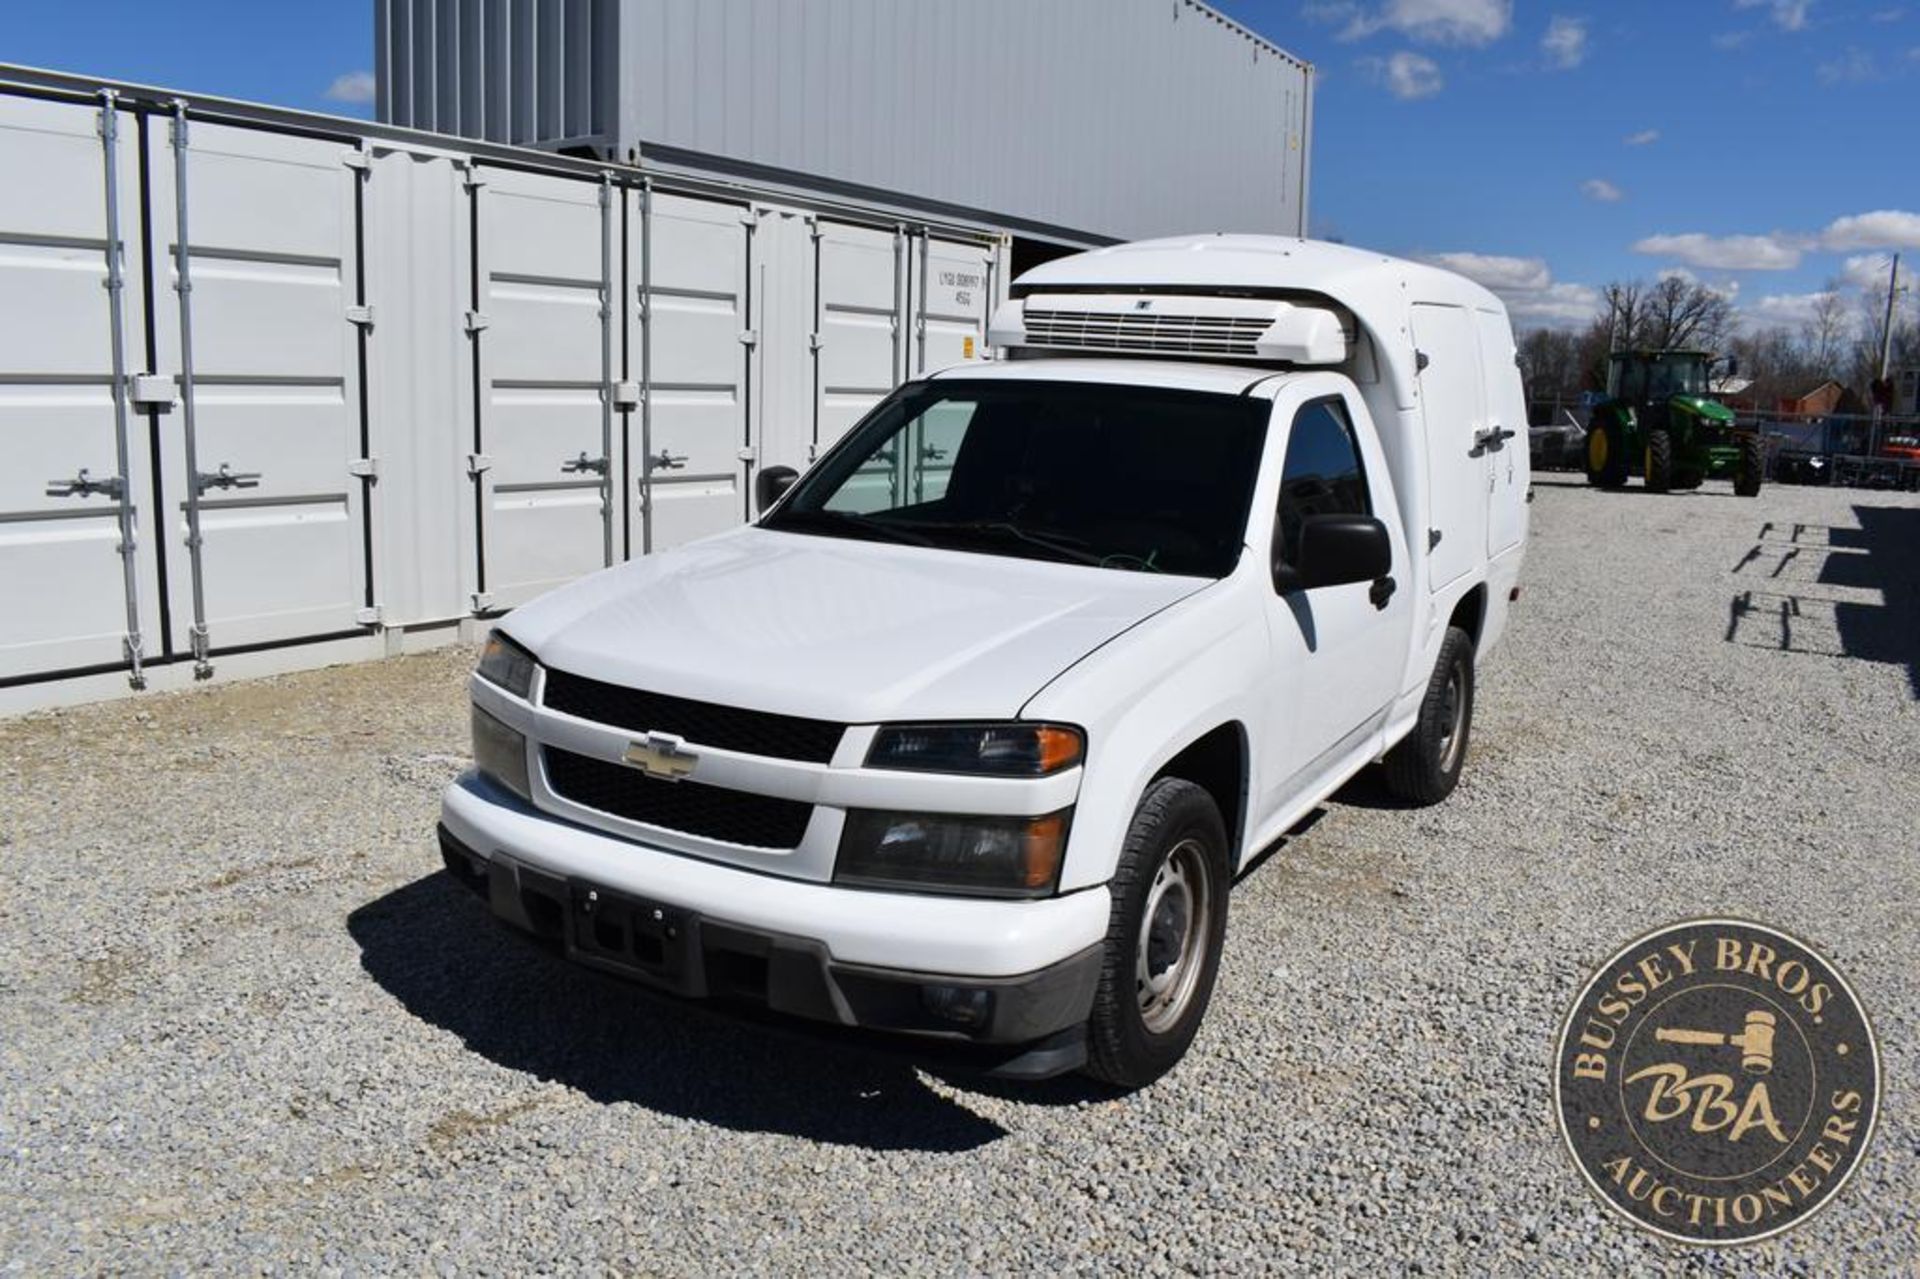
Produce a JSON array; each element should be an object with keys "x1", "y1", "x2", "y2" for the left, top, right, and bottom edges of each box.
[{"x1": 1587, "y1": 348, "x2": 1762, "y2": 497}]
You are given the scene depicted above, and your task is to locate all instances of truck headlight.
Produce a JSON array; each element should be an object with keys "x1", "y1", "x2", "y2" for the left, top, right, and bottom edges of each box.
[
  {"x1": 866, "y1": 723, "x2": 1084, "y2": 776},
  {"x1": 471, "y1": 705, "x2": 532, "y2": 801},
  {"x1": 476, "y1": 630, "x2": 537, "y2": 699},
  {"x1": 834, "y1": 809, "x2": 1071, "y2": 898}
]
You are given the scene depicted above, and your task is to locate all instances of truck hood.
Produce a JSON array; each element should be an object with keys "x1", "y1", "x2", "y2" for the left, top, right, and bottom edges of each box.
[{"x1": 503, "y1": 526, "x2": 1215, "y2": 724}]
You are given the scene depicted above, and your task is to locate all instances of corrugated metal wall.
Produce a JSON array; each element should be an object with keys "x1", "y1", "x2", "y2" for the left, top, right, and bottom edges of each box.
[{"x1": 377, "y1": 0, "x2": 1313, "y2": 243}]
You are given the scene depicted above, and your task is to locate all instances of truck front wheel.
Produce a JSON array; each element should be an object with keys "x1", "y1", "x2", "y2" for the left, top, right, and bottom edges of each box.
[
  {"x1": 1084, "y1": 778, "x2": 1229, "y2": 1088},
  {"x1": 1384, "y1": 626, "x2": 1476, "y2": 805}
]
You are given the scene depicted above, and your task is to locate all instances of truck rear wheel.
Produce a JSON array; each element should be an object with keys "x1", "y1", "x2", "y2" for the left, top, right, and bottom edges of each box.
[
  {"x1": 1644, "y1": 429, "x2": 1674, "y2": 493},
  {"x1": 1384, "y1": 626, "x2": 1475, "y2": 805},
  {"x1": 1084, "y1": 778, "x2": 1229, "y2": 1089},
  {"x1": 1734, "y1": 437, "x2": 1764, "y2": 497}
]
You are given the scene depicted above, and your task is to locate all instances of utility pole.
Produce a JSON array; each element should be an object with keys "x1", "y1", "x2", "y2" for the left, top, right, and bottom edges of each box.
[{"x1": 1879, "y1": 252, "x2": 1902, "y2": 382}]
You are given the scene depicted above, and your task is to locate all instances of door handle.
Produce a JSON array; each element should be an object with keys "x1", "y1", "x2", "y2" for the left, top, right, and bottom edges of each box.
[
  {"x1": 194, "y1": 463, "x2": 261, "y2": 494},
  {"x1": 46, "y1": 468, "x2": 127, "y2": 500},
  {"x1": 1474, "y1": 426, "x2": 1517, "y2": 453},
  {"x1": 649, "y1": 449, "x2": 688, "y2": 471},
  {"x1": 561, "y1": 451, "x2": 609, "y2": 476},
  {"x1": 1370, "y1": 575, "x2": 1396, "y2": 610}
]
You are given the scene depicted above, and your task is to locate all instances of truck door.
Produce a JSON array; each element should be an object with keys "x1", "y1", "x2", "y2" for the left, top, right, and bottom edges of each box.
[
  {"x1": 1259, "y1": 391, "x2": 1413, "y2": 810},
  {"x1": 1410, "y1": 303, "x2": 1488, "y2": 594}
]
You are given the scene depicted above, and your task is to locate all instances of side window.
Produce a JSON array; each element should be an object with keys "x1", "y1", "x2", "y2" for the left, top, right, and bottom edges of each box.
[{"x1": 1276, "y1": 398, "x2": 1371, "y2": 567}]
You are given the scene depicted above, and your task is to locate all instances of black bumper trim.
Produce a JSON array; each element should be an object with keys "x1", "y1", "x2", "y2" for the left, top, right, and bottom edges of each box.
[{"x1": 436, "y1": 824, "x2": 1100, "y2": 1072}]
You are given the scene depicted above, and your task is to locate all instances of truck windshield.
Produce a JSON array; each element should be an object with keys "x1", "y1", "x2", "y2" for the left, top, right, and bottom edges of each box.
[{"x1": 763, "y1": 379, "x2": 1270, "y2": 577}]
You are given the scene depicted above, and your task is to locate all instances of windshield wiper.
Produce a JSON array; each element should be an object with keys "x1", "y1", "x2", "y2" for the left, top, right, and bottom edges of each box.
[
  {"x1": 763, "y1": 509, "x2": 938, "y2": 547},
  {"x1": 897, "y1": 519, "x2": 1122, "y2": 568}
]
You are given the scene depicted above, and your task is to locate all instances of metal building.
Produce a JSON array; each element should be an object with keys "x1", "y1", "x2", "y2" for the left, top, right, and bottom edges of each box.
[{"x1": 374, "y1": 0, "x2": 1314, "y2": 244}]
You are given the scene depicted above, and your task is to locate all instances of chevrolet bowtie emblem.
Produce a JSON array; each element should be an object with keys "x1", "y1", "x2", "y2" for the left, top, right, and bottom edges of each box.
[{"x1": 624, "y1": 731, "x2": 698, "y2": 781}]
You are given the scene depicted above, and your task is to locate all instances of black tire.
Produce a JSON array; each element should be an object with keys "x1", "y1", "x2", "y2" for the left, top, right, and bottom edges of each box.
[
  {"x1": 1384, "y1": 626, "x2": 1476, "y2": 805},
  {"x1": 1734, "y1": 437, "x2": 1764, "y2": 497},
  {"x1": 1585, "y1": 422, "x2": 1628, "y2": 488},
  {"x1": 1644, "y1": 429, "x2": 1674, "y2": 493},
  {"x1": 1084, "y1": 778, "x2": 1230, "y2": 1089}
]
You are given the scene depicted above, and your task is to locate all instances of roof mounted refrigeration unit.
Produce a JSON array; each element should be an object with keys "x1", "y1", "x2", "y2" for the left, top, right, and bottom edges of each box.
[{"x1": 989, "y1": 293, "x2": 1351, "y2": 366}]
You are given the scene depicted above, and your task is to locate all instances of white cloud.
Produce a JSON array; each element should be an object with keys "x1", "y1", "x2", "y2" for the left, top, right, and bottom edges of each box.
[
  {"x1": 1624, "y1": 128, "x2": 1661, "y2": 145},
  {"x1": 1741, "y1": 292, "x2": 1840, "y2": 330},
  {"x1": 1542, "y1": 16, "x2": 1589, "y2": 67},
  {"x1": 1318, "y1": 0, "x2": 1514, "y2": 46},
  {"x1": 1632, "y1": 232, "x2": 1803, "y2": 271},
  {"x1": 1841, "y1": 254, "x2": 1899, "y2": 289},
  {"x1": 1420, "y1": 253, "x2": 1599, "y2": 328},
  {"x1": 1734, "y1": 0, "x2": 1814, "y2": 31},
  {"x1": 324, "y1": 71, "x2": 377, "y2": 105},
  {"x1": 1820, "y1": 210, "x2": 1920, "y2": 249},
  {"x1": 1360, "y1": 50, "x2": 1447, "y2": 98},
  {"x1": 1817, "y1": 48, "x2": 1881, "y2": 83},
  {"x1": 1581, "y1": 178, "x2": 1624, "y2": 203}
]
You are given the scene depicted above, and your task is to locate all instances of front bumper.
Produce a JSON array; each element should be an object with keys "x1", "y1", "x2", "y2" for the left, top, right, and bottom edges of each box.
[{"x1": 437, "y1": 772, "x2": 1110, "y2": 1071}]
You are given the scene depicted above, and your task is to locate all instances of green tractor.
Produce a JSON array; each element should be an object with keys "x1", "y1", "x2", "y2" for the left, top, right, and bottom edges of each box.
[{"x1": 1584, "y1": 349, "x2": 1764, "y2": 497}]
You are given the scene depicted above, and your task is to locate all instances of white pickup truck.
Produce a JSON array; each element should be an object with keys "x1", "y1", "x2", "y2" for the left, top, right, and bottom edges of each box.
[{"x1": 439, "y1": 235, "x2": 1529, "y2": 1086}]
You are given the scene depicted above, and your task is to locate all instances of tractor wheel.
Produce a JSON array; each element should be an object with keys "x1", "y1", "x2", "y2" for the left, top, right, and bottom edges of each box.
[
  {"x1": 1734, "y1": 437, "x2": 1764, "y2": 498},
  {"x1": 1644, "y1": 429, "x2": 1674, "y2": 493},
  {"x1": 1585, "y1": 423, "x2": 1628, "y2": 488}
]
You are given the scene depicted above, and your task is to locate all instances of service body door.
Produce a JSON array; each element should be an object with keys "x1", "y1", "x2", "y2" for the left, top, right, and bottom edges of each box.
[
  {"x1": 639, "y1": 193, "x2": 751, "y2": 551},
  {"x1": 1476, "y1": 308, "x2": 1528, "y2": 557},
  {"x1": 0, "y1": 94, "x2": 160, "y2": 681},
  {"x1": 148, "y1": 117, "x2": 371, "y2": 650},
  {"x1": 1411, "y1": 303, "x2": 1489, "y2": 594},
  {"x1": 471, "y1": 166, "x2": 616, "y2": 608}
]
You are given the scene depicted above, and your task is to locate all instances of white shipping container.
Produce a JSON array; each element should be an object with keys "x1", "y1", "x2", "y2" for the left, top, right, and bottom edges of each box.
[{"x1": 0, "y1": 66, "x2": 1006, "y2": 710}]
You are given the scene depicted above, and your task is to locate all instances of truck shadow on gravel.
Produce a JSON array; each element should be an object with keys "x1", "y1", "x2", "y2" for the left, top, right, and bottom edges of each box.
[
  {"x1": 1727, "y1": 506, "x2": 1920, "y2": 698},
  {"x1": 347, "y1": 872, "x2": 1104, "y2": 1151}
]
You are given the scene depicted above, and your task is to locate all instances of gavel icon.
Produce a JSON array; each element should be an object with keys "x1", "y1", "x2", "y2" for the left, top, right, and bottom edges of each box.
[{"x1": 1654, "y1": 1009, "x2": 1777, "y2": 1075}]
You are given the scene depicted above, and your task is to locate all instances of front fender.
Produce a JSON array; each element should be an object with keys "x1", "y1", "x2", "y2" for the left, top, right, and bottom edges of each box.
[{"x1": 1021, "y1": 574, "x2": 1269, "y2": 893}]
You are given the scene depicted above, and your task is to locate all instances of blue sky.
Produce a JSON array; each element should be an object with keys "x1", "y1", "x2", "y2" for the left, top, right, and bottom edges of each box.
[{"x1": 7, "y1": 0, "x2": 1915, "y2": 332}]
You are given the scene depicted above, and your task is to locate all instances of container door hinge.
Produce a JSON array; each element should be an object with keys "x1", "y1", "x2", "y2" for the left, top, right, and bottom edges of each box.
[
  {"x1": 471, "y1": 591, "x2": 494, "y2": 611},
  {"x1": 464, "y1": 311, "x2": 491, "y2": 334},
  {"x1": 737, "y1": 329, "x2": 759, "y2": 348},
  {"x1": 348, "y1": 457, "x2": 379, "y2": 479},
  {"x1": 346, "y1": 305, "x2": 375, "y2": 329},
  {"x1": 739, "y1": 209, "x2": 760, "y2": 226},
  {"x1": 341, "y1": 151, "x2": 370, "y2": 172},
  {"x1": 466, "y1": 453, "x2": 492, "y2": 477},
  {"x1": 356, "y1": 605, "x2": 383, "y2": 625},
  {"x1": 736, "y1": 447, "x2": 757, "y2": 463},
  {"x1": 808, "y1": 332, "x2": 824, "y2": 352}
]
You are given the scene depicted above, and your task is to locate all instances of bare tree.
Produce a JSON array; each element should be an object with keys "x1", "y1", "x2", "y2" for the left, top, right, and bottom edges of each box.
[
  {"x1": 1642, "y1": 275, "x2": 1734, "y2": 351},
  {"x1": 1802, "y1": 286, "x2": 1848, "y2": 378},
  {"x1": 1598, "y1": 281, "x2": 1648, "y2": 350}
]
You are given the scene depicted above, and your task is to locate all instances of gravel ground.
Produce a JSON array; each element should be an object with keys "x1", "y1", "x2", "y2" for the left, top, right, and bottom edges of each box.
[{"x1": 2, "y1": 476, "x2": 1916, "y2": 1275}]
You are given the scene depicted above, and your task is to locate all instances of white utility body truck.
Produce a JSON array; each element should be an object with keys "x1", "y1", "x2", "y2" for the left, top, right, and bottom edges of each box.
[{"x1": 439, "y1": 235, "x2": 1530, "y2": 1085}]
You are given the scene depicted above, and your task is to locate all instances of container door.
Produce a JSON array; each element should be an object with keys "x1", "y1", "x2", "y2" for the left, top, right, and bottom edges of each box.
[
  {"x1": 1476, "y1": 307, "x2": 1528, "y2": 558},
  {"x1": 1410, "y1": 303, "x2": 1489, "y2": 595},
  {"x1": 813, "y1": 221, "x2": 901, "y2": 454},
  {"x1": 0, "y1": 93, "x2": 160, "y2": 684},
  {"x1": 637, "y1": 192, "x2": 750, "y2": 552},
  {"x1": 909, "y1": 235, "x2": 994, "y2": 499},
  {"x1": 147, "y1": 116, "x2": 372, "y2": 653},
  {"x1": 470, "y1": 165, "x2": 618, "y2": 609}
]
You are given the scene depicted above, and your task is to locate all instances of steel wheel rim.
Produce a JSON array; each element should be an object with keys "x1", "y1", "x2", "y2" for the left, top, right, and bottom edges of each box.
[
  {"x1": 1437, "y1": 661, "x2": 1467, "y2": 775},
  {"x1": 1136, "y1": 838, "x2": 1212, "y2": 1035}
]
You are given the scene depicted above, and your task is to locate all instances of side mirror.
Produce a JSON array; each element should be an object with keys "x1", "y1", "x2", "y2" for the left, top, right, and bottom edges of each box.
[
  {"x1": 1272, "y1": 514, "x2": 1392, "y2": 593},
  {"x1": 755, "y1": 465, "x2": 799, "y2": 514}
]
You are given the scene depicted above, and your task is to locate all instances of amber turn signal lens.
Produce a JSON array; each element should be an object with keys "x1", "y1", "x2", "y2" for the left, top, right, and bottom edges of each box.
[
  {"x1": 1021, "y1": 812, "x2": 1070, "y2": 889},
  {"x1": 1033, "y1": 726, "x2": 1084, "y2": 775}
]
